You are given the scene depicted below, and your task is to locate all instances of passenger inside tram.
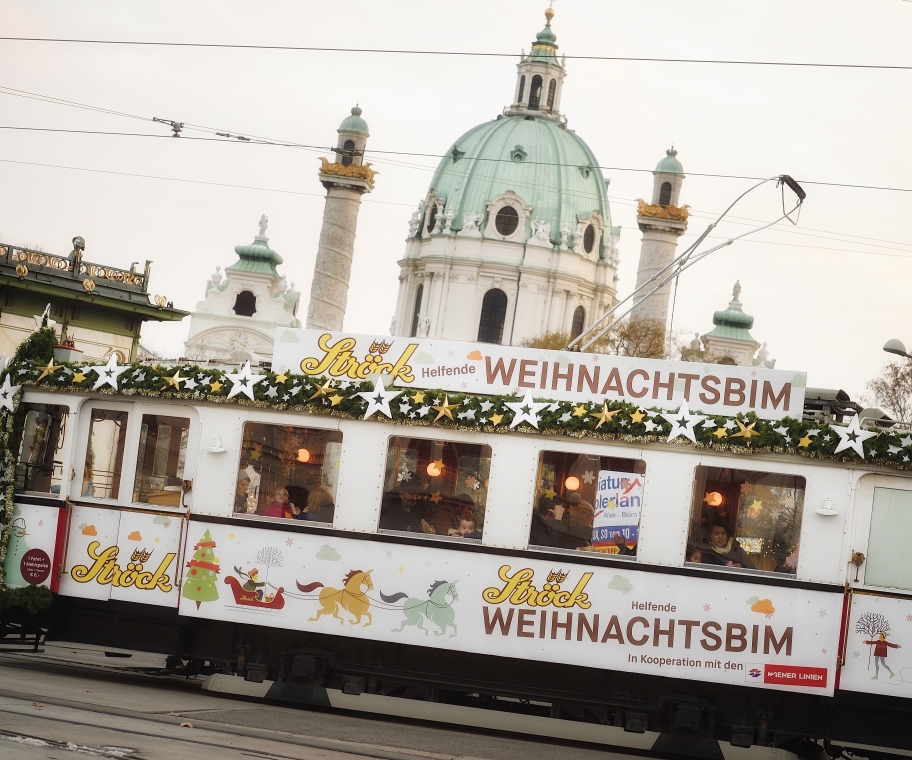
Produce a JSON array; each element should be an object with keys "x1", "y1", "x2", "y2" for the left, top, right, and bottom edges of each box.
[
  {"x1": 687, "y1": 466, "x2": 805, "y2": 574},
  {"x1": 529, "y1": 451, "x2": 645, "y2": 556},
  {"x1": 456, "y1": 514, "x2": 482, "y2": 539},
  {"x1": 235, "y1": 422, "x2": 342, "y2": 524},
  {"x1": 378, "y1": 437, "x2": 489, "y2": 538}
]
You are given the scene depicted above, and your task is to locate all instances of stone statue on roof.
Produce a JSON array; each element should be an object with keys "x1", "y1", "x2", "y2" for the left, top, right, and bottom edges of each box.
[
  {"x1": 732, "y1": 280, "x2": 742, "y2": 303},
  {"x1": 258, "y1": 214, "x2": 269, "y2": 237}
]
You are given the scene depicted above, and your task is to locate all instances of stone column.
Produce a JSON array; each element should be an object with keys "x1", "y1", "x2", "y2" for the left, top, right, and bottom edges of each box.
[
  {"x1": 306, "y1": 185, "x2": 365, "y2": 331},
  {"x1": 630, "y1": 218, "x2": 687, "y2": 325}
]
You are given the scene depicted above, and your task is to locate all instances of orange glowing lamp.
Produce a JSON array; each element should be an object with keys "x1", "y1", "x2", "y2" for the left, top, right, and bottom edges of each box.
[
  {"x1": 296, "y1": 448, "x2": 311, "y2": 463},
  {"x1": 565, "y1": 476, "x2": 581, "y2": 491}
]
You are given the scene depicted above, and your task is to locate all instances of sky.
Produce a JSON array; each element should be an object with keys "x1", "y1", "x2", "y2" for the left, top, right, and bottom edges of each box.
[{"x1": 1, "y1": 0, "x2": 911, "y2": 403}]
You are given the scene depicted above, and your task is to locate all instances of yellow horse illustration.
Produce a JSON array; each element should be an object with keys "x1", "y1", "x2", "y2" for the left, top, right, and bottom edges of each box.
[{"x1": 298, "y1": 569, "x2": 374, "y2": 626}]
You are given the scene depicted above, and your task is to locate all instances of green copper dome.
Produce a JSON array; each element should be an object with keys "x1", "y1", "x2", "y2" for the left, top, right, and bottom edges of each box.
[
  {"x1": 655, "y1": 147, "x2": 683, "y2": 175},
  {"x1": 704, "y1": 300, "x2": 756, "y2": 342},
  {"x1": 229, "y1": 236, "x2": 283, "y2": 277},
  {"x1": 428, "y1": 115, "x2": 613, "y2": 251},
  {"x1": 339, "y1": 106, "x2": 369, "y2": 136}
]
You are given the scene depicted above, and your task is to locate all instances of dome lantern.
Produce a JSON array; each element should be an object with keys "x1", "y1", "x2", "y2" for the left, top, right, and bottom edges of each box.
[{"x1": 507, "y1": 8, "x2": 567, "y2": 120}]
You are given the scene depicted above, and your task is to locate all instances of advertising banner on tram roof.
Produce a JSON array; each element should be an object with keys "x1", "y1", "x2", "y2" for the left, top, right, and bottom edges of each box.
[
  {"x1": 178, "y1": 519, "x2": 841, "y2": 695},
  {"x1": 272, "y1": 329, "x2": 806, "y2": 420}
]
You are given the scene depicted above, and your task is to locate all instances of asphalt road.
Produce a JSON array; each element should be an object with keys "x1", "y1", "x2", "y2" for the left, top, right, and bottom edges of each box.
[{"x1": 0, "y1": 654, "x2": 642, "y2": 760}]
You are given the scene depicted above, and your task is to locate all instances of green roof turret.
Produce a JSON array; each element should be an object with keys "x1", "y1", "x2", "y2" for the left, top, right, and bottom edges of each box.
[
  {"x1": 655, "y1": 147, "x2": 684, "y2": 175},
  {"x1": 228, "y1": 215, "x2": 283, "y2": 277},
  {"x1": 703, "y1": 281, "x2": 757, "y2": 342},
  {"x1": 338, "y1": 105, "x2": 369, "y2": 136}
]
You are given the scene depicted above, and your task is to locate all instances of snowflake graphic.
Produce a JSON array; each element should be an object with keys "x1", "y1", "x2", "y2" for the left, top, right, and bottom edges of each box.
[
  {"x1": 425, "y1": 561, "x2": 431, "y2": 567},
  {"x1": 386, "y1": 551, "x2": 393, "y2": 558},
  {"x1": 398, "y1": 566, "x2": 404, "y2": 573},
  {"x1": 465, "y1": 475, "x2": 480, "y2": 490},
  {"x1": 620, "y1": 478, "x2": 631, "y2": 491},
  {"x1": 582, "y1": 471, "x2": 595, "y2": 485},
  {"x1": 818, "y1": 609, "x2": 827, "y2": 618},
  {"x1": 907, "y1": 614, "x2": 912, "y2": 622},
  {"x1": 703, "y1": 603, "x2": 711, "y2": 612},
  {"x1": 37, "y1": 519, "x2": 44, "y2": 527},
  {"x1": 447, "y1": 350, "x2": 455, "y2": 358},
  {"x1": 821, "y1": 648, "x2": 827, "y2": 655},
  {"x1": 852, "y1": 651, "x2": 860, "y2": 658},
  {"x1": 285, "y1": 538, "x2": 294, "y2": 547},
  {"x1": 461, "y1": 382, "x2": 468, "y2": 389},
  {"x1": 397, "y1": 467, "x2": 412, "y2": 483},
  {"x1": 592, "y1": 355, "x2": 600, "y2": 362}
]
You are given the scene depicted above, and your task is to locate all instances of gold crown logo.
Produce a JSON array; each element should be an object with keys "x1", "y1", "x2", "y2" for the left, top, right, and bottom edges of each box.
[
  {"x1": 131, "y1": 548, "x2": 153, "y2": 563},
  {"x1": 369, "y1": 340, "x2": 393, "y2": 355},
  {"x1": 547, "y1": 569, "x2": 569, "y2": 584}
]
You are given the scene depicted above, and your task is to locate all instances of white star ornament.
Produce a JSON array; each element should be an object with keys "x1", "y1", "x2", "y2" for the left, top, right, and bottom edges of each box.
[
  {"x1": 660, "y1": 400, "x2": 707, "y2": 444},
  {"x1": 225, "y1": 360, "x2": 266, "y2": 400},
  {"x1": 357, "y1": 377, "x2": 402, "y2": 419},
  {"x1": 832, "y1": 415, "x2": 877, "y2": 458},
  {"x1": 88, "y1": 354, "x2": 128, "y2": 391},
  {"x1": 505, "y1": 392, "x2": 550, "y2": 429},
  {"x1": 0, "y1": 374, "x2": 22, "y2": 411}
]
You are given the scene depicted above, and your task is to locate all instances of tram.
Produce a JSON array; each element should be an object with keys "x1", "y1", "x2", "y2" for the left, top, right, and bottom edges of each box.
[{"x1": 3, "y1": 326, "x2": 912, "y2": 759}]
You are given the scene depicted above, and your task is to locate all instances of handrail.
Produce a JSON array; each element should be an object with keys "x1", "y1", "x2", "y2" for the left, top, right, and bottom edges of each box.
[{"x1": 0, "y1": 244, "x2": 148, "y2": 292}]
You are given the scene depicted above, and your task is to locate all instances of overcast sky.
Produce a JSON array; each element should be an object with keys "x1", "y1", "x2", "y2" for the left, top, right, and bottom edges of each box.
[{"x1": 2, "y1": 0, "x2": 911, "y2": 403}]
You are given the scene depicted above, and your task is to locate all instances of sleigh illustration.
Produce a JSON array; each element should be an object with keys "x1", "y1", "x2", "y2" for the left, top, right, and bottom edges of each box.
[{"x1": 224, "y1": 576, "x2": 286, "y2": 609}]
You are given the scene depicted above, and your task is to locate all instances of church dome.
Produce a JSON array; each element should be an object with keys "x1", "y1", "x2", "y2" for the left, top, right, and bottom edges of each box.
[
  {"x1": 338, "y1": 106, "x2": 369, "y2": 136},
  {"x1": 427, "y1": 115, "x2": 612, "y2": 247},
  {"x1": 655, "y1": 147, "x2": 683, "y2": 175}
]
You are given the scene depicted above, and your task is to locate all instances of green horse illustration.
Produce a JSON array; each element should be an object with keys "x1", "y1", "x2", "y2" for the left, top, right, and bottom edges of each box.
[{"x1": 381, "y1": 580, "x2": 458, "y2": 638}]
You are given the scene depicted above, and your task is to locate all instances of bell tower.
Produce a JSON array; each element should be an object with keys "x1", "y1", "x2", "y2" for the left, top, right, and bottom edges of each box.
[
  {"x1": 506, "y1": 7, "x2": 566, "y2": 120},
  {"x1": 305, "y1": 106, "x2": 376, "y2": 331},
  {"x1": 631, "y1": 147, "x2": 688, "y2": 326}
]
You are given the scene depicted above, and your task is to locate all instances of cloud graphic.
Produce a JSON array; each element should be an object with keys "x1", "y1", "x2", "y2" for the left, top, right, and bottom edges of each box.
[
  {"x1": 279, "y1": 330, "x2": 300, "y2": 343},
  {"x1": 466, "y1": 350, "x2": 482, "y2": 361},
  {"x1": 128, "y1": 531, "x2": 142, "y2": 541},
  {"x1": 555, "y1": 354, "x2": 571, "y2": 367},
  {"x1": 316, "y1": 545, "x2": 341, "y2": 561},
  {"x1": 746, "y1": 596, "x2": 760, "y2": 605},
  {"x1": 751, "y1": 598, "x2": 775, "y2": 616},
  {"x1": 413, "y1": 351, "x2": 436, "y2": 364},
  {"x1": 153, "y1": 515, "x2": 172, "y2": 527},
  {"x1": 607, "y1": 575, "x2": 633, "y2": 595},
  {"x1": 81, "y1": 524, "x2": 97, "y2": 536}
]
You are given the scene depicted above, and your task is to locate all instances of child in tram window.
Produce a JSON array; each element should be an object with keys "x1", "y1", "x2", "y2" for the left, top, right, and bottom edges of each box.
[
  {"x1": 297, "y1": 486, "x2": 335, "y2": 523},
  {"x1": 456, "y1": 515, "x2": 482, "y2": 539},
  {"x1": 260, "y1": 486, "x2": 295, "y2": 519},
  {"x1": 686, "y1": 545, "x2": 703, "y2": 563},
  {"x1": 701, "y1": 522, "x2": 755, "y2": 569}
]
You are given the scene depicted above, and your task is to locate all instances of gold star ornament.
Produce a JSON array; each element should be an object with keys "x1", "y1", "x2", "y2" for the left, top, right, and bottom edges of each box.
[
  {"x1": 329, "y1": 393, "x2": 344, "y2": 406},
  {"x1": 713, "y1": 427, "x2": 728, "y2": 440},
  {"x1": 572, "y1": 404, "x2": 588, "y2": 418},
  {"x1": 37, "y1": 358, "x2": 62, "y2": 381},
  {"x1": 590, "y1": 403, "x2": 621, "y2": 429},
  {"x1": 274, "y1": 372, "x2": 288, "y2": 384},
  {"x1": 411, "y1": 390, "x2": 426, "y2": 404},
  {"x1": 429, "y1": 492, "x2": 443, "y2": 504},
  {"x1": 309, "y1": 379, "x2": 334, "y2": 400},
  {"x1": 490, "y1": 412, "x2": 504, "y2": 426},
  {"x1": 431, "y1": 395, "x2": 459, "y2": 422},
  {"x1": 630, "y1": 409, "x2": 646, "y2": 424},
  {"x1": 731, "y1": 420, "x2": 759, "y2": 439},
  {"x1": 72, "y1": 371, "x2": 87, "y2": 384},
  {"x1": 798, "y1": 435, "x2": 812, "y2": 448},
  {"x1": 163, "y1": 369, "x2": 188, "y2": 390},
  {"x1": 209, "y1": 379, "x2": 223, "y2": 393}
]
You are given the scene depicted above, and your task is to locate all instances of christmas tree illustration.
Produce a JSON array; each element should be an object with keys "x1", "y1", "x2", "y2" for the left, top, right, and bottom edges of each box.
[{"x1": 182, "y1": 529, "x2": 220, "y2": 609}]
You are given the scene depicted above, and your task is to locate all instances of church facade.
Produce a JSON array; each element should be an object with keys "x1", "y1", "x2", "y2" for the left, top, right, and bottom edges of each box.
[{"x1": 389, "y1": 10, "x2": 623, "y2": 346}]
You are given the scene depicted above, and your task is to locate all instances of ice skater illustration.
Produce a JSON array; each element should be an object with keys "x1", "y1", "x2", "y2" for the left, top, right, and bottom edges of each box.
[{"x1": 863, "y1": 631, "x2": 901, "y2": 680}]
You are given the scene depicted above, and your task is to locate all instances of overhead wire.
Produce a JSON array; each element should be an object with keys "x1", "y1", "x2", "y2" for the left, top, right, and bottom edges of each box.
[{"x1": 1, "y1": 37, "x2": 911, "y2": 71}]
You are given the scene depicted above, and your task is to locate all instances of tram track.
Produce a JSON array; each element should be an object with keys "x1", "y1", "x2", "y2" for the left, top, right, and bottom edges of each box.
[{"x1": 0, "y1": 654, "x2": 641, "y2": 760}]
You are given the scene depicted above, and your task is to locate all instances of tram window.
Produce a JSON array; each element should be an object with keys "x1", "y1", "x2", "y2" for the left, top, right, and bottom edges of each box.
[
  {"x1": 82, "y1": 409, "x2": 129, "y2": 499},
  {"x1": 379, "y1": 437, "x2": 491, "y2": 540},
  {"x1": 132, "y1": 415, "x2": 191, "y2": 507},
  {"x1": 687, "y1": 467, "x2": 805, "y2": 573},
  {"x1": 236, "y1": 423, "x2": 342, "y2": 523},
  {"x1": 15, "y1": 403, "x2": 69, "y2": 495},
  {"x1": 530, "y1": 451, "x2": 646, "y2": 555},
  {"x1": 864, "y1": 488, "x2": 912, "y2": 591}
]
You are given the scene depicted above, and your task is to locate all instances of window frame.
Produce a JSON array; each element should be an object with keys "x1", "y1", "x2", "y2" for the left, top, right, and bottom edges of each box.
[
  {"x1": 477, "y1": 288, "x2": 508, "y2": 345},
  {"x1": 685, "y1": 464, "x2": 806, "y2": 577},
  {"x1": 377, "y1": 433, "x2": 492, "y2": 543},
  {"x1": 14, "y1": 401, "x2": 72, "y2": 498}
]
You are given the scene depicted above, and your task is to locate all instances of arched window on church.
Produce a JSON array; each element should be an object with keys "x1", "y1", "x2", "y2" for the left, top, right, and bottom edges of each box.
[
  {"x1": 571, "y1": 305, "x2": 586, "y2": 340},
  {"x1": 517, "y1": 75, "x2": 526, "y2": 104},
  {"x1": 410, "y1": 284, "x2": 424, "y2": 337},
  {"x1": 583, "y1": 225, "x2": 596, "y2": 254},
  {"x1": 547, "y1": 79, "x2": 556, "y2": 111},
  {"x1": 528, "y1": 75, "x2": 543, "y2": 110},
  {"x1": 659, "y1": 181, "x2": 672, "y2": 207},
  {"x1": 426, "y1": 204, "x2": 437, "y2": 234},
  {"x1": 233, "y1": 290, "x2": 257, "y2": 317},
  {"x1": 477, "y1": 289, "x2": 508, "y2": 345},
  {"x1": 341, "y1": 139, "x2": 356, "y2": 167}
]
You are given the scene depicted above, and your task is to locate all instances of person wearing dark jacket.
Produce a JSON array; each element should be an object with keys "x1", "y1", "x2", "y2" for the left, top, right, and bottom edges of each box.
[{"x1": 700, "y1": 522, "x2": 755, "y2": 569}]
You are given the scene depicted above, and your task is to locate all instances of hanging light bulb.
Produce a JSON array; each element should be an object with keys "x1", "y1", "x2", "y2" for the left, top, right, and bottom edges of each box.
[
  {"x1": 296, "y1": 448, "x2": 311, "y2": 463},
  {"x1": 565, "y1": 476, "x2": 580, "y2": 491},
  {"x1": 427, "y1": 460, "x2": 444, "y2": 477}
]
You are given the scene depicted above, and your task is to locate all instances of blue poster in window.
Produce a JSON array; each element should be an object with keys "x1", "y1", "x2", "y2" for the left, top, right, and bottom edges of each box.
[{"x1": 592, "y1": 471, "x2": 644, "y2": 554}]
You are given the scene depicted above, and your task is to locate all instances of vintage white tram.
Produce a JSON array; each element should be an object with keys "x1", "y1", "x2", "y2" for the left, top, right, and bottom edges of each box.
[{"x1": 3, "y1": 328, "x2": 912, "y2": 759}]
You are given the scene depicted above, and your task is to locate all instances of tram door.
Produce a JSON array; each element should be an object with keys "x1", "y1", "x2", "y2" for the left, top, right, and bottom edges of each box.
[
  {"x1": 57, "y1": 402, "x2": 199, "y2": 608},
  {"x1": 838, "y1": 474, "x2": 912, "y2": 696}
]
